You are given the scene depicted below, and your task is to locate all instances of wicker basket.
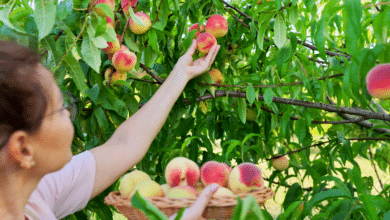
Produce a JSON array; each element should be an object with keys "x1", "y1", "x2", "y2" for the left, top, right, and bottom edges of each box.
[{"x1": 104, "y1": 186, "x2": 275, "y2": 220}]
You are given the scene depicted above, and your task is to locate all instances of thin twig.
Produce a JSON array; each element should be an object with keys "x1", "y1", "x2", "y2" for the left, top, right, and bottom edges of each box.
[
  {"x1": 369, "y1": 146, "x2": 384, "y2": 190},
  {"x1": 294, "y1": 54, "x2": 307, "y2": 77},
  {"x1": 139, "y1": 63, "x2": 164, "y2": 84},
  {"x1": 53, "y1": 16, "x2": 89, "y2": 72}
]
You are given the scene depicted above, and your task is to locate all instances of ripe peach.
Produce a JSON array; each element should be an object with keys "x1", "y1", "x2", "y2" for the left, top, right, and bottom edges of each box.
[
  {"x1": 121, "y1": 0, "x2": 138, "y2": 15},
  {"x1": 199, "y1": 101, "x2": 208, "y2": 114},
  {"x1": 119, "y1": 170, "x2": 151, "y2": 197},
  {"x1": 106, "y1": 16, "x2": 115, "y2": 29},
  {"x1": 112, "y1": 45, "x2": 137, "y2": 72},
  {"x1": 188, "y1": 23, "x2": 205, "y2": 39},
  {"x1": 105, "y1": 69, "x2": 127, "y2": 83},
  {"x1": 165, "y1": 157, "x2": 200, "y2": 187},
  {"x1": 93, "y1": 0, "x2": 115, "y2": 17},
  {"x1": 200, "y1": 161, "x2": 230, "y2": 187},
  {"x1": 206, "y1": 14, "x2": 228, "y2": 38},
  {"x1": 208, "y1": 69, "x2": 223, "y2": 85},
  {"x1": 246, "y1": 108, "x2": 257, "y2": 121},
  {"x1": 196, "y1": 32, "x2": 217, "y2": 54},
  {"x1": 366, "y1": 64, "x2": 390, "y2": 100},
  {"x1": 213, "y1": 187, "x2": 235, "y2": 197},
  {"x1": 130, "y1": 179, "x2": 165, "y2": 198},
  {"x1": 166, "y1": 185, "x2": 198, "y2": 198},
  {"x1": 161, "y1": 184, "x2": 171, "y2": 195},
  {"x1": 272, "y1": 155, "x2": 289, "y2": 171},
  {"x1": 102, "y1": 34, "x2": 120, "y2": 54},
  {"x1": 222, "y1": 163, "x2": 233, "y2": 173},
  {"x1": 228, "y1": 162, "x2": 264, "y2": 194},
  {"x1": 129, "y1": 12, "x2": 151, "y2": 35}
]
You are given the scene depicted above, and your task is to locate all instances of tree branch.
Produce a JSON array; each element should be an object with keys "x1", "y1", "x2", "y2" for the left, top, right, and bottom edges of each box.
[
  {"x1": 53, "y1": 16, "x2": 89, "y2": 73},
  {"x1": 327, "y1": 96, "x2": 390, "y2": 134}
]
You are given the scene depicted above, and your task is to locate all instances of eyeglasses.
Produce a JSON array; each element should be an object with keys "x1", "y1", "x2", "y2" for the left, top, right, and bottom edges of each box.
[{"x1": 46, "y1": 91, "x2": 79, "y2": 122}]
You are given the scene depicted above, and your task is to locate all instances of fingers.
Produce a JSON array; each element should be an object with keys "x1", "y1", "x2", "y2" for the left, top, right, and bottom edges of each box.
[
  {"x1": 205, "y1": 44, "x2": 220, "y2": 69},
  {"x1": 186, "y1": 39, "x2": 198, "y2": 57},
  {"x1": 192, "y1": 183, "x2": 220, "y2": 209},
  {"x1": 181, "y1": 183, "x2": 219, "y2": 220}
]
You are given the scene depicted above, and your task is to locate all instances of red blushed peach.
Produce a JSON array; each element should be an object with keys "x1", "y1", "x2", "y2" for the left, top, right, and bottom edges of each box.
[
  {"x1": 121, "y1": 0, "x2": 138, "y2": 15},
  {"x1": 106, "y1": 16, "x2": 115, "y2": 29},
  {"x1": 188, "y1": 23, "x2": 205, "y2": 39},
  {"x1": 206, "y1": 14, "x2": 228, "y2": 38},
  {"x1": 366, "y1": 64, "x2": 390, "y2": 100},
  {"x1": 129, "y1": 12, "x2": 152, "y2": 35},
  {"x1": 208, "y1": 69, "x2": 223, "y2": 85},
  {"x1": 105, "y1": 69, "x2": 127, "y2": 83},
  {"x1": 222, "y1": 163, "x2": 233, "y2": 173},
  {"x1": 165, "y1": 157, "x2": 200, "y2": 187},
  {"x1": 102, "y1": 37, "x2": 120, "y2": 54},
  {"x1": 228, "y1": 162, "x2": 264, "y2": 194},
  {"x1": 196, "y1": 32, "x2": 217, "y2": 54},
  {"x1": 200, "y1": 161, "x2": 230, "y2": 187},
  {"x1": 93, "y1": 0, "x2": 115, "y2": 17},
  {"x1": 112, "y1": 45, "x2": 137, "y2": 72},
  {"x1": 166, "y1": 185, "x2": 198, "y2": 198}
]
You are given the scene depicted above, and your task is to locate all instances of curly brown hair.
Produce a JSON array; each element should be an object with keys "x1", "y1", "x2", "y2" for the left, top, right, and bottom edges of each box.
[{"x1": 0, "y1": 40, "x2": 52, "y2": 151}]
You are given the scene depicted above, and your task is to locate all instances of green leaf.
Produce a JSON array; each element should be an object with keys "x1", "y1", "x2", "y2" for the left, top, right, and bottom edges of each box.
[
  {"x1": 295, "y1": 119, "x2": 306, "y2": 143},
  {"x1": 86, "y1": 84, "x2": 100, "y2": 105},
  {"x1": 342, "y1": 0, "x2": 362, "y2": 56},
  {"x1": 95, "y1": 3, "x2": 114, "y2": 20},
  {"x1": 279, "y1": 201, "x2": 304, "y2": 220},
  {"x1": 283, "y1": 183, "x2": 303, "y2": 210},
  {"x1": 224, "y1": 140, "x2": 241, "y2": 161},
  {"x1": 241, "y1": 133, "x2": 262, "y2": 149},
  {"x1": 0, "y1": 5, "x2": 28, "y2": 34},
  {"x1": 360, "y1": 194, "x2": 379, "y2": 220},
  {"x1": 57, "y1": 0, "x2": 73, "y2": 21},
  {"x1": 131, "y1": 191, "x2": 169, "y2": 220},
  {"x1": 34, "y1": 0, "x2": 57, "y2": 40},
  {"x1": 314, "y1": 18, "x2": 326, "y2": 59},
  {"x1": 81, "y1": 37, "x2": 101, "y2": 73},
  {"x1": 289, "y1": 5, "x2": 298, "y2": 25},
  {"x1": 212, "y1": 0, "x2": 224, "y2": 11},
  {"x1": 62, "y1": 54, "x2": 89, "y2": 98},
  {"x1": 124, "y1": 30, "x2": 140, "y2": 52},
  {"x1": 246, "y1": 83, "x2": 255, "y2": 105},
  {"x1": 42, "y1": 36, "x2": 61, "y2": 65},
  {"x1": 257, "y1": 13, "x2": 274, "y2": 51},
  {"x1": 264, "y1": 88, "x2": 274, "y2": 107},
  {"x1": 148, "y1": 29, "x2": 162, "y2": 55},
  {"x1": 181, "y1": 136, "x2": 200, "y2": 156},
  {"x1": 237, "y1": 98, "x2": 247, "y2": 124},
  {"x1": 303, "y1": 189, "x2": 352, "y2": 216},
  {"x1": 160, "y1": 0, "x2": 169, "y2": 29},
  {"x1": 274, "y1": 13, "x2": 287, "y2": 48}
]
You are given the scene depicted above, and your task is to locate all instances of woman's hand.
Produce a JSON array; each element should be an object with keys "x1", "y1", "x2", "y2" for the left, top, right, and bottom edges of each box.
[
  {"x1": 172, "y1": 39, "x2": 220, "y2": 81},
  {"x1": 168, "y1": 183, "x2": 220, "y2": 220}
]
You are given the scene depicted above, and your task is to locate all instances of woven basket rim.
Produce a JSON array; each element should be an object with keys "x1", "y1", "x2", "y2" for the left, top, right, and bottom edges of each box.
[{"x1": 104, "y1": 186, "x2": 275, "y2": 209}]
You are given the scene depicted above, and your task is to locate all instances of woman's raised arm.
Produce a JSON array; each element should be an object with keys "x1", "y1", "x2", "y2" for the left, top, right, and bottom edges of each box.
[{"x1": 88, "y1": 40, "x2": 220, "y2": 200}]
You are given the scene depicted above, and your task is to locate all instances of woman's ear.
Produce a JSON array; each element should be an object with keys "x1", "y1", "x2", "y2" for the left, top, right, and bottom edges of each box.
[{"x1": 7, "y1": 131, "x2": 35, "y2": 169}]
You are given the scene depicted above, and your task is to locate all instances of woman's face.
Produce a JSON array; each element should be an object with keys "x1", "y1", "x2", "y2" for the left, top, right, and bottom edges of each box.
[{"x1": 31, "y1": 64, "x2": 75, "y2": 173}]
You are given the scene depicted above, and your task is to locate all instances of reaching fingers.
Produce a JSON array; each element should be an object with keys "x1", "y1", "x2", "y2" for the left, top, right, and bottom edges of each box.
[
  {"x1": 186, "y1": 39, "x2": 198, "y2": 57},
  {"x1": 205, "y1": 45, "x2": 220, "y2": 68}
]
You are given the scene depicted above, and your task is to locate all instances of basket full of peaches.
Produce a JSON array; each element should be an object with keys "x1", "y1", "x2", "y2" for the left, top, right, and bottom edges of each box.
[{"x1": 104, "y1": 157, "x2": 275, "y2": 220}]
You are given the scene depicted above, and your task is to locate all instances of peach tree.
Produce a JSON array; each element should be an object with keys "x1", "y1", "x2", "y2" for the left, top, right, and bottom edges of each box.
[{"x1": 1, "y1": 0, "x2": 390, "y2": 219}]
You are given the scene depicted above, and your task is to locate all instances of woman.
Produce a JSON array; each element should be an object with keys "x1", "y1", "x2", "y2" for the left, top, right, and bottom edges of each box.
[{"x1": 0, "y1": 39, "x2": 220, "y2": 220}]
